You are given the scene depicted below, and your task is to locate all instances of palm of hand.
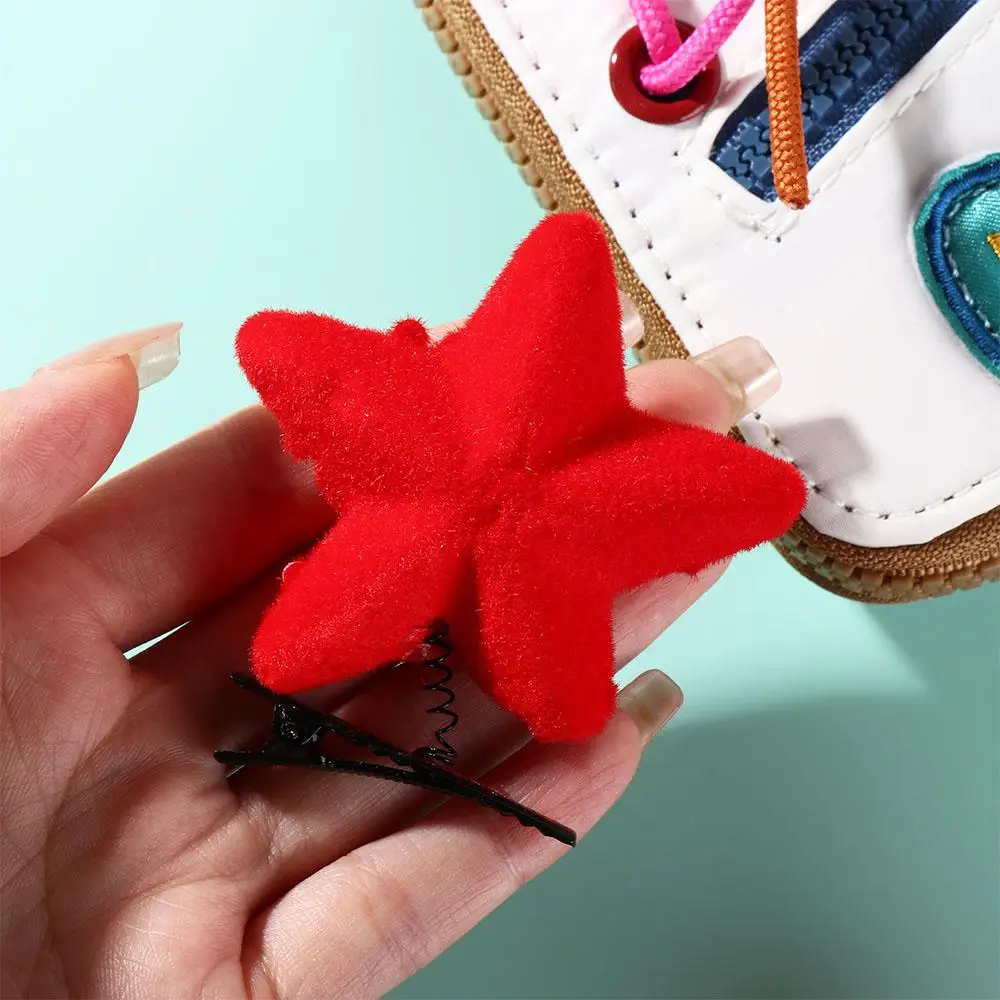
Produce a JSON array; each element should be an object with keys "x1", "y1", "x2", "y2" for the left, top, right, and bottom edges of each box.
[
  {"x1": 1, "y1": 350, "x2": 723, "y2": 998},
  {"x1": 3, "y1": 556, "x2": 261, "y2": 997}
]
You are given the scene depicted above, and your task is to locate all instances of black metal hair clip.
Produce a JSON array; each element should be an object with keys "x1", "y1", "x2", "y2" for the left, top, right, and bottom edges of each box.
[{"x1": 214, "y1": 627, "x2": 576, "y2": 847}]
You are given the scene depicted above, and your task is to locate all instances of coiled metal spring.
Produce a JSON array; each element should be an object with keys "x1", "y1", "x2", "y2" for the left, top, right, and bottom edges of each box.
[{"x1": 410, "y1": 625, "x2": 460, "y2": 767}]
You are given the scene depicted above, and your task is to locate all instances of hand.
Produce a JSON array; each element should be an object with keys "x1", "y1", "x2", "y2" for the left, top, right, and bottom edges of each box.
[{"x1": 1, "y1": 323, "x2": 771, "y2": 998}]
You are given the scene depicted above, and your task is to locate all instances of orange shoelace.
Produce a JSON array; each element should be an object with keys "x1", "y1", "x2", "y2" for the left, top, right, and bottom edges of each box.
[
  {"x1": 764, "y1": 0, "x2": 809, "y2": 207},
  {"x1": 632, "y1": 0, "x2": 809, "y2": 208}
]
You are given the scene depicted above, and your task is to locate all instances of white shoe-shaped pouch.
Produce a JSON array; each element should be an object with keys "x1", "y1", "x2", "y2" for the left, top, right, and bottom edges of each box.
[{"x1": 418, "y1": 0, "x2": 1000, "y2": 601}]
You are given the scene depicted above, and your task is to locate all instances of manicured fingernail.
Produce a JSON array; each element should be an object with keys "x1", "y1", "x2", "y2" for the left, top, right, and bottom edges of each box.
[
  {"x1": 618, "y1": 669, "x2": 683, "y2": 746},
  {"x1": 619, "y1": 290, "x2": 645, "y2": 348},
  {"x1": 43, "y1": 322, "x2": 182, "y2": 390},
  {"x1": 691, "y1": 336, "x2": 780, "y2": 422}
]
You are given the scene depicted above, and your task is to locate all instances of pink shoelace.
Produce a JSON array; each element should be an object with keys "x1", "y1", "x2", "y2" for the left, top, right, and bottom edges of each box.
[
  {"x1": 629, "y1": 0, "x2": 756, "y2": 94},
  {"x1": 628, "y1": 0, "x2": 810, "y2": 208}
]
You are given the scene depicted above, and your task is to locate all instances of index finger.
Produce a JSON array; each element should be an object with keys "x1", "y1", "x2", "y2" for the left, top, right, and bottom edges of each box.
[{"x1": 0, "y1": 361, "x2": 138, "y2": 558}]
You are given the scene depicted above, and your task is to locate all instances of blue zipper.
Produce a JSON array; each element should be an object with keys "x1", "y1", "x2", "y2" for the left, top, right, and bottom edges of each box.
[{"x1": 709, "y1": 0, "x2": 981, "y2": 203}]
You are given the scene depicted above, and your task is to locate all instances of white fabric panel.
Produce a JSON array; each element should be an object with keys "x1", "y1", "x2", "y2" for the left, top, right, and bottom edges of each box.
[{"x1": 471, "y1": 0, "x2": 1000, "y2": 547}]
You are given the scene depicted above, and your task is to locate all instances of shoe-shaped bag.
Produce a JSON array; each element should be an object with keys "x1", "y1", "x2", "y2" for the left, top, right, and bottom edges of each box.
[{"x1": 417, "y1": 0, "x2": 1000, "y2": 602}]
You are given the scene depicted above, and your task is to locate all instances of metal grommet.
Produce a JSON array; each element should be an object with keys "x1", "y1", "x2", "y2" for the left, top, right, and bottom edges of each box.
[{"x1": 609, "y1": 22, "x2": 721, "y2": 125}]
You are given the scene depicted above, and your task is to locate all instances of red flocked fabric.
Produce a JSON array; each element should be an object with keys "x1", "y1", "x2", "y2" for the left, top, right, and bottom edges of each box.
[{"x1": 236, "y1": 213, "x2": 807, "y2": 742}]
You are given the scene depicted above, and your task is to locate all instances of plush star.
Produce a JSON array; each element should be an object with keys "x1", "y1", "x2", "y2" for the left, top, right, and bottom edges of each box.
[{"x1": 236, "y1": 213, "x2": 806, "y2": 742}]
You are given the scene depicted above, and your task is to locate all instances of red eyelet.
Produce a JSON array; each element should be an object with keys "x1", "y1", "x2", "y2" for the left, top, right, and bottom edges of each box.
[{"x1": 609, "y1": 22, "x2": 721, "y2": 125}]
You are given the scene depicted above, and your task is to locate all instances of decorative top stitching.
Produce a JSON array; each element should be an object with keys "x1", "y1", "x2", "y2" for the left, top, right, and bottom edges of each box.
[
  {"x1": 942, "y1": 181, "x2": 998, "y2": 339},
  {"x1": 692, "y1": 6, "x2": 1000, "y2": 233},
  {"x1": 489, "y1": 0, "x2": 1000, "y2": 521},
  {"x1": 748, "y1": 413, "x2": 1000, "y2": 519},
  {"x1": 809, "y1": 10, "x2": 1000, "y2": 203},
  {"x1": 496, "y1": 0, "x2": 699, "y2": 324}
]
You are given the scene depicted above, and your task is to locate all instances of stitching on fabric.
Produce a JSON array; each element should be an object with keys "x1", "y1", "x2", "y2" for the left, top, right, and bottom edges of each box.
[
  {"x1": 809, "y1": 9, "x2": 1000, "y2": 202},
  {"x1": 748, "y1": 412, "x2": 1000, "y2": 519},
  {"x1": 675, "y1": 71, "x2": 791, "y2": 239},
  {"x1": 492, "y1": 0, "x2": 1000, "y2": 520},
  {"x1": 497, "y1": 0, "x2": 708, "y2": 334},
  {"x1": 942, "y1": 182, "x2": 998, "y2": 339},
  {"x1": 673, "y1": 146, "x2": 787, "y2": 238},
  {"x1": 685, "y1": 6, "x2": 999, "y2": 234}
]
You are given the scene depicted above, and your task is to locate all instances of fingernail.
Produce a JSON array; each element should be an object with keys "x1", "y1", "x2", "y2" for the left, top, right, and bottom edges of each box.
[
  {"x1": 618, "y1": 669, "x2": 683, "y2": 746},
  {"x1": 691, "y1": 336, "x2": 780, "y2": 422},
  {"x1": 619, "y1": 290, "x2": 645, "y2": 348},
  {"x1": 43, "y1": 322, "x2": 182, "y2": 390}
]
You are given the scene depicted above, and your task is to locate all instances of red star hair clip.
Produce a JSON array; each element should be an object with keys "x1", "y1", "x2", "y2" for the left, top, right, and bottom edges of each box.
[{"x1": 215, "y1": 213, "x2": 806, "y2": 845}]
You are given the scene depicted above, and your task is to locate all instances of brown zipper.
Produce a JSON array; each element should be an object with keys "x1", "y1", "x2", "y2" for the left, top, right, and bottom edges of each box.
[{"x1": 415, "y1": 0, "x2": 1000, "y2": 602}]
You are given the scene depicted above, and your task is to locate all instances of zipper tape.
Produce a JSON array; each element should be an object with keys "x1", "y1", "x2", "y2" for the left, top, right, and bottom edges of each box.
[{"x1": 710, "y1": 0, "x2": 981, "y2": 201}]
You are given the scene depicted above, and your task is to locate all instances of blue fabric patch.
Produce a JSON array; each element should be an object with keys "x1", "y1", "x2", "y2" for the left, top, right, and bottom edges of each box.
[
  {"x1": 914, "y1": 154, "x2": 1000, "y2": 378},
  {"x1": 709, "y1": 0, "x2": 980, "y2": 202}
]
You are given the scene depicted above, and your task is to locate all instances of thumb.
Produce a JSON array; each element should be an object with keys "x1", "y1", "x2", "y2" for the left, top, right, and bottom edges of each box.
[{"x1": 0, "y1": 323, "x2": 180, "y2": 557}]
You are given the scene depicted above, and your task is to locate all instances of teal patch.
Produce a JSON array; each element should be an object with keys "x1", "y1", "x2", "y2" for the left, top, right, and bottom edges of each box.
[{"x1": 914, "y1": 153, "x2": 1000, "y2": 377}]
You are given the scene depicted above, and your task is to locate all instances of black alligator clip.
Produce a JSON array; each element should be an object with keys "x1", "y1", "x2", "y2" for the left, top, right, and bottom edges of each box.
[{"x1": 214, "y1": 641, "x2": 576, "y2": 847}]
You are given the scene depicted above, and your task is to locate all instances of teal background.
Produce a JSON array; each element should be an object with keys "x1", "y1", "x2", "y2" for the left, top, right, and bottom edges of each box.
[{"x1": 1, "y1": 3, "x2": 997, "y2": 997}]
